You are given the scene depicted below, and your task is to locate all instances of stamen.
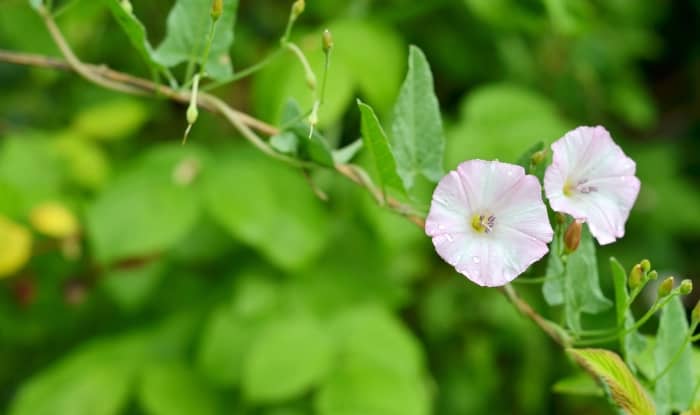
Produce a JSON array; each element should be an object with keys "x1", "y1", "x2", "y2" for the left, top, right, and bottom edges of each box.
[
  {"x1": 564, "y1": 178, "x2": 597, "y2": 196},
  {"x1": 471, "y1": 213, "x2": 496, "y2": 234}
]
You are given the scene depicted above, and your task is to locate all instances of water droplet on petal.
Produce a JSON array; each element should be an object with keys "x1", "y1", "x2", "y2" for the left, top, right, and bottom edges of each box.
[
  {"x1": 472, "y1": 256, "x2": 480, "y2": 264},
  {"x1": 446, "y1": 234, "x2": 454, "y2": 242}
]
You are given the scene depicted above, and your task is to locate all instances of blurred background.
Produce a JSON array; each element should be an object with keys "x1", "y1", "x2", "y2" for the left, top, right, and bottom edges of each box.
[{"x1": 0, "y1": 0, "x2": 699, "y2": 414}]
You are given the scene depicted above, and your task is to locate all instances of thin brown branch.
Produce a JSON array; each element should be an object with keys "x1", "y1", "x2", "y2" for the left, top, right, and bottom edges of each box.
[{"x1": 502, "y1": 284, "x2": 572, "y2": 347}]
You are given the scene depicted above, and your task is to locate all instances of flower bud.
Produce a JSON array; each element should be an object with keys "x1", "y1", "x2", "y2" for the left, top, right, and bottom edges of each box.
[
  {"x1": 186, "y1": 104, "x2": 199, "y2": 125},
  {"x1": 120, "y1": 0, "x2": 133, "y2": 14},
  {"x1": 628, "y1": 264, "x2": 643, "y2": 290},
  {"x1": 291, "y1": 0, "x2": 305, "y2": 20},
  {"x1": 692, "y1": 300, "x2": 700, "y2": 323},
  {"x1": 680, "y1": 279, "x2": 693, "y2": 295},
  {"x1": 564, "y1": 220, "x2": 582, "y2": 253},
  {"x1": 658, "y1": 276, "x2": 674, "y2": 298},
  {"x1": 211, "y1": 0, "x2": 223, "y2": 21},
  {"x1": 640, "y1": 259, "x2": 651, "y2": 273},
  {"x1": 322, "y1": 29, "x2": 333, "y2": 53},
  {"x1": 647, "y1": 270, "x2": 658, "y2": 280},
  {"x1": 530, "y1": 149, "x2": 547, "y2": 166}
]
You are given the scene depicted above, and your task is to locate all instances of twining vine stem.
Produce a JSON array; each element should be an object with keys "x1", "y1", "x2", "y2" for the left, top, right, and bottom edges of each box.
[{"x1": 0, "y1": 6, "x2": 562, "y2": 347}]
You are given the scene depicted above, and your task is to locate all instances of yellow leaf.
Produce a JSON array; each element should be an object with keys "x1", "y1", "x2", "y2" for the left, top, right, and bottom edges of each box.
[
  {"x1": 29, "y1": 202, "x2": 79, "y2": 238},
  {"x1": 0, "y1": 215, "x2": 32, "y2": 278}
]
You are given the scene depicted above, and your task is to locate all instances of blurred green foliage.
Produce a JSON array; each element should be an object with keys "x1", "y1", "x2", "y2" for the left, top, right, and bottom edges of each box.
[{"x1": 1, "y1": 0, "x2": 699, "y2": 414}]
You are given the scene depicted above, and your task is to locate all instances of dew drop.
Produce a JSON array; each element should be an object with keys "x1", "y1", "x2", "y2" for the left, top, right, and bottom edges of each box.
[
  {"x1": 446, "y1": 234, "x2": 454, "y2": 242},
  {"x1": 472, "y1": 256, "x2": 481, "y2": 264}
]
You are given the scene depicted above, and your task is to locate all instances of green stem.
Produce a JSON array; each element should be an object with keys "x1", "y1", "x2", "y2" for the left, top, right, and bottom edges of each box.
[
  {"x1": 652, "y1": 322, "x2": 698, "y2": 384},
  {"x1": 574, "y1": 295, "x2": 677, "y2": 346},
  {"x1": 198, "y1": 18, "x2": 219, "y2": 78},
  {"x1": 320, "y1": 47, "x2": 331, "y2": 105},
  {"x1": 202, "y1": 48, "x2": 283, "y2": 91}
]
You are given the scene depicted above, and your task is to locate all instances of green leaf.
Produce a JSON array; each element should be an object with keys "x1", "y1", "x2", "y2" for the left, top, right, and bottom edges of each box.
[
  {"x1": 280, "y1": 100, "x2": 335, "y2": 167},
  {"x1": 552, "y1": 372, "x2": 604, "y2": 397},
  {"x1": 610, "y1": 257, "x2": 646, "y2": 368},
  {"x1": 270, "y1": 131, "x2": 299, "y2": 156},
  {"x1": 9, "y1": 335, "x2": 147, "y2": 415},
  {"x1": 139, "y1": 362, "x2": 219, "y2": 415},
  {"x1": 153, "y1": 0, "x2": 238, "y2": 80},
  {"x1": 315, "y1": 305, "x2": 428, "y2": 415},
  {"x1": 0, "y1": 135, "x2": 64, "y2": 211},
  {"x1": 86, "y1": 145, "x2": 204, "y2": 263},
  {"x1": 568, "y1": 348, "x2": 655, "y2": 415},
  {"x1": 100, "y1": 261, "x2": 166, "y2": 312},
  {"x1": 203, "y1": 147, "x2": 329, "y2": 270},
  {"x1": 28, "y1": 0, "x2": 42, "y2": 10},
  {"x1": 103, "y1": 0, "x2": 164, "y2": 72},
  {"x1": 654, "y1": 296, "x2": 695, "y2": 414},
  {"x1": 332, "y1": 139, "x2": 363, "y2": 164},
  {"x1": 542, "y1": 226, "x2": 612, "y2": 331},
  {"x1": 391, "y1": 45, "x2": 445, "y2": 189},
  {"x1": 357, "y1": 100, "x2": 405, "y2": 196},
  {"x1": 242, "y1": 314, "x2": 333, "y2": 403},
  {"x1": 72, "y1": 98, "x2": 149, "y2": 140}
]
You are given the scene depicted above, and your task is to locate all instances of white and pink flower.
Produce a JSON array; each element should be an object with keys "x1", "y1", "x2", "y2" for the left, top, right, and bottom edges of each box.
[
  {"x1": 544, "y1": 126, "x2": 640, "y2": 245},
  {"x1": 425, "y1": 160, "x2": 553, "y2": 287}
]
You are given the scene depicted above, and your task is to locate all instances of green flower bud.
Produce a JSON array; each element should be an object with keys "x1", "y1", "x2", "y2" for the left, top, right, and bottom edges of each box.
[
  {"x1": 555, "y1": 213, "x2": 566, "y2": 225},
  {"x1": 640, "y1": 259, "x2": 651, "y2": 273},
  {"x1": 322, "y1": 29, "x2": 333, "y2": 53},
  {"x1": 530, "y1": 149, "x2": 547, "y2": 166},
  {"x1": 120, "y1": 0, "x2": 133, "y2": 14},
  {"x1": 186, "y1": 104, "x2": 198, "y2": 125},
  {"x1": 680, "y1": 279, "x2": 693, "y2": 295},
  {"x1": 211, "y1": 0, "x2": 223, "y2": 21},
  {"x1": 628, "y1": 264, "x2": 643, "y2": 290},
  {"x1": 692, "y1": 300, "x2": 700, "y2": 323},
  {"x1": 658, "y1": 276, "x2": 674, "y2": 298},
  {"x1": 291, "y1": 0, "x2": 305, "y2": 20},
  {"x1": 647, "y1": 270, "x2": 658, "y2": 280}
]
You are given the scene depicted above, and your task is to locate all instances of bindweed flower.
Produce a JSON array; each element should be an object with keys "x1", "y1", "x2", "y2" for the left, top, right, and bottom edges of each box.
[
  {"x1": 426, "y1": 160, "x2": 553, "y2": 287},
  {"x1": 544, "y1": 126, "x2": 640, "y2": 245}
]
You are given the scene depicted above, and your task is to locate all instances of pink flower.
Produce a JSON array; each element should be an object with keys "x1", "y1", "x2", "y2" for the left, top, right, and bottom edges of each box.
[
  {"x1": 425, "y1": 160, "x2": 553, "y2": 287},
  {"x1": 544, "y1": 126, "x2": 640, "y2": 245}
]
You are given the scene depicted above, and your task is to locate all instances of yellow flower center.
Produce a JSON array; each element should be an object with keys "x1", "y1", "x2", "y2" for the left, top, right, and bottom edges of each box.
[{"x1": 471, "y1": 214, "x2": 495, "y2": 234}]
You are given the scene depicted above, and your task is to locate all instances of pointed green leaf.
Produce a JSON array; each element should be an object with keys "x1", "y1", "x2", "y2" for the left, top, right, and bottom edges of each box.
[
  {"x1": 332, "y1": 139, "x2": 363, "y2": 164},
  {"x1": 391, "y1": 45, "x2": 444, "y2": 189},
  {"x1": 358, "y1": 100, "x2": 405, "y2": 196},
  {"x1": 543, "y1": 226, "x2": 611, "y2": 331},
  {"x1": 611, "y1": 257, "x2": 647, "y2": 368},
  {"x1": 103, "y1": 0, "x2": 164, "y2": 72},
  {"x1": 154, "y1": 0, "x2": 238, "y2": 80},
  {"x1": 655, "y1": 296, "x2": 695, "y2": 414},
  {"x1": 568, "y1": 348, "x2": 655, "y2": 415}
]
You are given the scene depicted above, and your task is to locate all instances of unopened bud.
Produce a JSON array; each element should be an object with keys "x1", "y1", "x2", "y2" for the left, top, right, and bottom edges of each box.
[
  {"x1": 186, "y1": 104, "x2": 199, "y2": 125},
  {"x1": 647, "y1": 270, "x2": 658, "y2": 280},
  {"x1": 692, "y1": 300, "x2": 700, "y2": 323},
  {"x1": 680, "y1": 279, "x2": 693, "y2": 295},
  {"x1": 640, "y1": 259, "x2": 651, "y2": 273},
  {"x1": 29, "y1": 202, "x2": 79, "y2": 238},
  {"x1": 211, "y1": 0, "x2": 223, "y2": 20},
  {"x1": 658, "y1": 276, "x2": 674, "y2": 298},
  {"x1": 530, "y1": 149, "x2": 547, "y2": 166},
  {"x1": 120, "y1": 0, "x2": 133, "y2": 14},
  {"x1": 306, "y1": 73, "x2": 317, "y2": 90},
  {"x1": 628, "y1": 264, "x2": 643, "y2": 290},
  {"x1": 322, "y1": 29, "x2": 333, "y2": 53},
  {"x1": 291, "y1": 0, "x2": 305, "y2": 20},
  {"x1": 564, "y1": 220, "x2": 582, "y2": 253}
]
